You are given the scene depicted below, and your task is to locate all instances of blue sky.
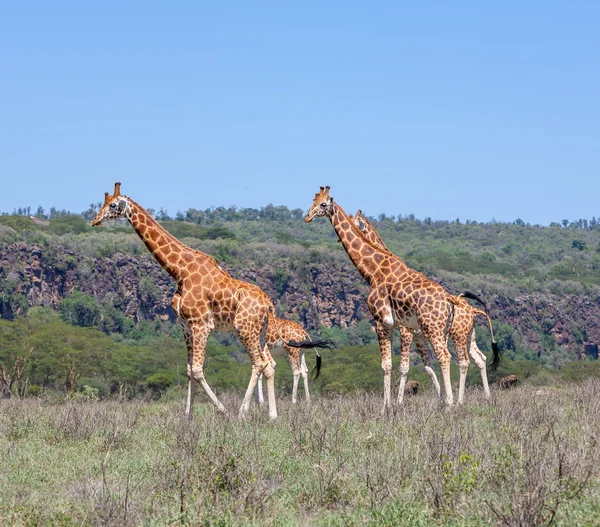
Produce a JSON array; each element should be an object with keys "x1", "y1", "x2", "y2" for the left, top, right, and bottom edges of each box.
[{"x1": 1, "y1": 2, "x2": 598, "y2": 225}]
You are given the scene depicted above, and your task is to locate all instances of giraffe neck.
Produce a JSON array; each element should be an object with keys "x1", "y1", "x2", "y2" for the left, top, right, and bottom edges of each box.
[
  {"x1": 329, "y1": 204, "x2": 394, "y2": 286},
  {"x1": 360, "y1": 219, "x2": 388, "y2": 251},
  {"x1": 127, "y1": 199, "x2": 194, "y2": 284},
  {"x1": 358, "y1": 218, "x2": 412, "y2": 274}
]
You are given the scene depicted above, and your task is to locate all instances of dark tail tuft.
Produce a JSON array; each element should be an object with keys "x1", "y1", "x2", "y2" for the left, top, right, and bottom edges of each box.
[
  {"x1": 286, "y1": 339, "x2": 334, "y2": 380},
  {"x1": 491, "y1": 340, "x2": 501, "y2": 371},
  {"x1": 311, "y1": 353, "x2": 322, "y2": 380},
  {"x1": 287, "y1": 338, "x2": 336, "y2": 351}
]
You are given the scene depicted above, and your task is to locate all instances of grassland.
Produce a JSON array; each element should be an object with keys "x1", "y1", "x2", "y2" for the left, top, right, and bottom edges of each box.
[{"x1": 1, "y1": 381, "x2": 600, "y2": 526}]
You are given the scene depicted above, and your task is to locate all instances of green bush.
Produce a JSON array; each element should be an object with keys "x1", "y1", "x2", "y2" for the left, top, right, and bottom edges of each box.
[
  {"x1": 58, "y1": 291, "x2": 101, "y2": 327},
  {"x1": 146, "y1": 372, "x2": 175, "y2": 395},
  {"x1": 48, "y1": 215, "x2": 91, "y2": 235}
]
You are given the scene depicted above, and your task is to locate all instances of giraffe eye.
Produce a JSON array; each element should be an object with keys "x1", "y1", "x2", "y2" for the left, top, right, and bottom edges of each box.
[
  {"x1": 320, "y1": 203, "x2": 327, "y2": 208},
  {"x1": 109, "y1": 203, "x2": 117, "y2": 210}
]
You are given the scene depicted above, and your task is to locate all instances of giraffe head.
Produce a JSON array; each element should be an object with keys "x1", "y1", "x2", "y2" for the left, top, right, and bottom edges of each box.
[
  {"x1": 91, "y1": 182, "x2": 132, "y2": 226},
  {"x1": 353, "y1": 209, "x2": 367, "y2": 233},
  {"x1": 304, "y1": 186, "x2": 334, "y2": 223}
]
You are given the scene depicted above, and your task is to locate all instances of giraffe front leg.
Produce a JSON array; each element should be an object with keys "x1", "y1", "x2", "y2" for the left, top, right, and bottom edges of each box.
[
  {"x1": 285, "y1": 345, "x2": 302, "y2": 404},
  {"x1": 414, "y1": 330, "x2": 441, "y2": 397},
  {"x1": 262, "y1": 354, "x2": 277, "y2": 420},
  {"x1": 397, "y1": 326, "x2": 413, "y2": 405},
  {"x1": 375, "y1": 320, "x2": 393, "y2": 412},
  {"x1": 451, "y1": 332, "x2": 470, "y2": 405},
  {"x1": 284, "y1": 346, "x2": 301, "y2": 404},
  {"x1": 181, "y1": 322, "x2": 196, "y2": 420}
]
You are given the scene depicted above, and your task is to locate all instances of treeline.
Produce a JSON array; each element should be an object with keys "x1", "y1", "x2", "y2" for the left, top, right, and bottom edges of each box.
[
  {"x1": 6, "y1": 202, "x2": 600, "y2": 231},
  {"x1": 2, "y1": 306, "x2": 600, "y2": 401}
]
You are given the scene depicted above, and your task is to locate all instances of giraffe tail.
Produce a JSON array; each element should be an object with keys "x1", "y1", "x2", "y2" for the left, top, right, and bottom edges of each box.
[
  {"x1": 459, "y1": 291, "x2": 501, "y2": 371},
  {"x1": 268, "y1": 308, "x2": 334, "y2": 379},
  {"x1": 286, "y1": 338, "x2": 335, "y2": 380}
]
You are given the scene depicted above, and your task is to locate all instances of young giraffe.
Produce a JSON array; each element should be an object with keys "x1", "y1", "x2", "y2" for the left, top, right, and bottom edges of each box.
[
  {"x1": 204, "y1": 268, "x2": 330, "y2": 404},
  {"x1": 305, "y1": 186, "x2": 462, "y2": 408},
  {"x1": 351, "y1": 210, "x2": 499, "y2": 404},
  {"x1": 92, "y1": 183, "x2": 326, "y2": 420},
  {"x1": 259, "y1": 317, "x2": 327, "y2": 404}
]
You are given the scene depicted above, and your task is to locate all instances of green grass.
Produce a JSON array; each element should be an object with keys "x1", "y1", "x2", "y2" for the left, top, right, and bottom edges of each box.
[{"x1": 1, "y1": 381, "x2": 600, "y2": 526}]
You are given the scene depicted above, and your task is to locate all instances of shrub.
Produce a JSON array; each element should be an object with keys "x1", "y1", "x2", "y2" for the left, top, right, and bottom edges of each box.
[
  {"x1": 146, "y1": 373, "x2": 175, "y2": 396},
  {"x1": 58, "y1": 291, "x2": 101, "y2": 327}
]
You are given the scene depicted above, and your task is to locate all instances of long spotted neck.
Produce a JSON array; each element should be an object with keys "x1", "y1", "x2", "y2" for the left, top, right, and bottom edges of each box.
[
  {"x1": 127, "y1": 200, "x2": 193, "y2": 284},
  {"x1": 355, "y1": 215, "x2": 411, "y2": 274},
  {"x1": 330, "y1": 204, "x2": 392, "y2": 287},
  {"x1": 359, "y1": 219, "x2": 388, "y2": 251}
]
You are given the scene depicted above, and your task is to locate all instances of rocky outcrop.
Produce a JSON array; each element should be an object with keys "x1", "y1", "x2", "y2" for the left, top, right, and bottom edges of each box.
[{"x1": 2, "y1": 241, "x2": 600, "y2": 360}]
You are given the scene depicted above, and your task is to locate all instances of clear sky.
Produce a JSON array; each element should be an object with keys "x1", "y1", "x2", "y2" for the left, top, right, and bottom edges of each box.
[{"x1": 1, "y1": 2, "x2": 599, "y2": 225}]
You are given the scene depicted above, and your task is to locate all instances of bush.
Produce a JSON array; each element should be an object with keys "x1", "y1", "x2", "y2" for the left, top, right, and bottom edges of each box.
[
  {"x1": 76, "y1": 377, "x2": 109, "y2": 399},
  {"x1": 58, "y1": 291, "x2": 101, "y2": 327},
  {"x1": 48, "y1": 215, "x2": 91, "y2": 235},
  {"x1": 146, "y1": 373, "x2": 175, "y2": 396}
]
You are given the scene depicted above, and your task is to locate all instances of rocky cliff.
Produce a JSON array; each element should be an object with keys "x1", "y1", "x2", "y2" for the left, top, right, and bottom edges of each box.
[{"x1": 1, "y1": 241, "x2": 599, "y2": 360}]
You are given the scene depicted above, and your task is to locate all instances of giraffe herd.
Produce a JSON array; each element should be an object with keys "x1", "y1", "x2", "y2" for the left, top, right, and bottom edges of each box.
[{"x1": 92, "y1": 183, "x2": 500, "y2": 419}]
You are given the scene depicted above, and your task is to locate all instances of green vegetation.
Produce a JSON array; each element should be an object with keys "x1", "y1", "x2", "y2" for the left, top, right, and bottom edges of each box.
[
  {"x1": 1, "y1": 204, "x2": 599, "y2": 397},
  {"x1": 1, "y1": 382, "x2": 599, "y2": 525}
]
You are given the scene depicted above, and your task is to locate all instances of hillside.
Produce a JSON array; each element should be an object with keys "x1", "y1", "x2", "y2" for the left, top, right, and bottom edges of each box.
[{"x1": 1, "y1": 205, "x2": 600, "y2": 396}]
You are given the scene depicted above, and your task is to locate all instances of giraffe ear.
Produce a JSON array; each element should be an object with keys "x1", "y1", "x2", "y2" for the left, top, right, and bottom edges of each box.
[{"x1": 113, "y1": 182, "x2": 121, "y2": 197}]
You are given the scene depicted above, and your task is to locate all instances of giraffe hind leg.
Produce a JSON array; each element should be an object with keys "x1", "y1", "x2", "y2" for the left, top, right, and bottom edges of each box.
[
  {"x1": 301, "y1": 352, "x2": 311, "y2": 402},
  {"x1": 189, "y1": 323, "x2": 227, "y2": 416},
  {"x1": 236, "y1": 308, "x2": 277, "y2": 420},
  {"x1": 468, "y1": 330, "x2": 491, "y2": 398},
  {"x1": 413, "y1": 330, "x2": 441, "y2": 397},
  {"x1": 255, "y1": 374, "x2": 265, "y2": 404}
]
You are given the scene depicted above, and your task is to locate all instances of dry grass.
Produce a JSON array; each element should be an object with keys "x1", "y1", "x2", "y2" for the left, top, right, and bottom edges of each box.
[{"x1": 1, "y1": 381, "x2": 600, "y2": 526}]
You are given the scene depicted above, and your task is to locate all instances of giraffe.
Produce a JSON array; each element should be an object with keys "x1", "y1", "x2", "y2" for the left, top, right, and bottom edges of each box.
[
  {"x1": 305, "y1": 187, "x2": 498, "y2": 408},
  {"x1": 351, "y1": 209, "x2": 499, "y2": 404},
  {"x1": 91, "y1": 183, "x2": 327, "y2": 420},
  {"x1": 257, "y1": 316, "x2": 330, "y2": 404}
]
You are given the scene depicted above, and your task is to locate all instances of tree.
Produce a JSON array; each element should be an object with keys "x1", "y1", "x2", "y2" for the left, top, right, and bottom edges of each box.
[{"x1": 58, "y1": 292, "x2": 101, "y2": 327}]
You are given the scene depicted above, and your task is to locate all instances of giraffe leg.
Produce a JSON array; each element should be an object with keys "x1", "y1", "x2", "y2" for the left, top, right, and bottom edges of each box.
[
  {"x1": 468, "y1": 330, "x2": 491, "y2": 398},
  {"x1": 285, "y1": 345, "x2": 301, "y2": 404},
  {"x1": 374, "y1": 320, "x2": 393, "y2": 411},
  {"x1": 236, "y1": 308, "x2": 277, "y2": 420},
  {"x1": 452, "y1": 334, "x2": 470, "y2": 405},
  {"x1": 182, "y1": 323, "x2": 196, "y2": 420},
  {"x1": 414, "y1": 330, "x2": 441, "y2": 397},
  {"x1": 429, "y1": 339, "x2": 453, "y2": 406},
  {"x1": 263, "y1": 351, "x2": 277, "y2": 420},
  {"x1": 260, "y1": 341, "x2": 277, "y2": 418},
  {"x1": 189, "y1": 323, "x2": 226, "y2": 416},
  {"x1": 301, "y1": 352, "x2": 311, "y2": 402},
  {"x1": 240, "y1": 364, "x2": 263, "y2": 417},
  {"x1": 397, "y1": 326, "x2": 413, "y2": 405},
  {"x1": 255, "y1": 374, "x2": 265, "y2": 404}
]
